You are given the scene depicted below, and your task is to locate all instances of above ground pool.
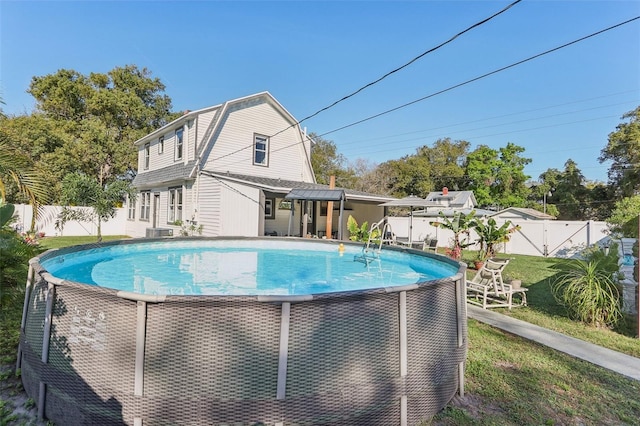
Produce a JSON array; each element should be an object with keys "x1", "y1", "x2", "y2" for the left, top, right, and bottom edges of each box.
[
  {"x1": 41, "y1": 239, "x2": 459, "y2": 296},
  {"x1": 19, "y1": 237, "x2": 467, "y2": 425}
]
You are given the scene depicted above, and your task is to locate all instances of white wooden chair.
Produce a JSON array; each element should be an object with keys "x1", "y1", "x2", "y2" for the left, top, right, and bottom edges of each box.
[{"x1": 466, "y1": 258, "x2": 528, "y2": 309}]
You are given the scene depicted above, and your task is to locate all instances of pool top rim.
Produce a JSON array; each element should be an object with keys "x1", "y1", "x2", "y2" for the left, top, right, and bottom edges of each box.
[{"x1": 31, "y1": 236, "x2": 466, "y2": 303}]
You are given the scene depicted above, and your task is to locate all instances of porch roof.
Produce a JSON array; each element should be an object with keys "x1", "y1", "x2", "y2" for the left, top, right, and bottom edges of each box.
[{"x1": 284, "y1": 189, "x2": 346, "y2": 202}]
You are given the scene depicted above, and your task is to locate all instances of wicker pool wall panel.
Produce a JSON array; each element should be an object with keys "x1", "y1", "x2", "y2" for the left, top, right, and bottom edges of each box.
[{"x1": 19, "y1": 241, "x2": 467, "y2": 425}]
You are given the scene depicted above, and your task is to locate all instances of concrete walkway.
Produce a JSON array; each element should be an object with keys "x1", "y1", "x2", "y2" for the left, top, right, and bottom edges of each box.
[{"x1": 467, "y1": 305, "x2": 640, "y2": 382}]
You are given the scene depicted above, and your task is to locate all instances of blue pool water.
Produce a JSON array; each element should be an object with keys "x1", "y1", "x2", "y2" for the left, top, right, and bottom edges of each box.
[{"x1": 41, "y1": 240, "x2": 458, "y2": 296}]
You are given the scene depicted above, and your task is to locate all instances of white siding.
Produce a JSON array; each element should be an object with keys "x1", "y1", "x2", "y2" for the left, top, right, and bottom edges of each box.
[
  {"x1": 196, "y1": 109, "x2": 219, "y2": 151},
  {"x1": 154, "y1": 132, "x2": 174, "y2": 170},
  {"x1": 218, "y1": 182, "x2": 261, "y2": 237},
  {"x1": 197, "y1": 176, "x2": 222, "y2": 236},
  {"x1": 201, "y1": 98, "x2": 313, "y2": 182},
  {"x1": 186, "y1": 119, "x2": 195, "y2": 161}
]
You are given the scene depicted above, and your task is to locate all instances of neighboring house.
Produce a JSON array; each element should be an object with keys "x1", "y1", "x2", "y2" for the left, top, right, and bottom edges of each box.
[
  {"x1": 491, "y1": 207, "x2": 556, "y2": 221},
  {"x1": 412, "y1": 188, "x2": 494, "y2": 217},
  {"x1": 425, "y1": 188, "x2": 477, "y2": 210},
  {"x1": 126, "y1": 92, "x2": 392, "y2": 239}
]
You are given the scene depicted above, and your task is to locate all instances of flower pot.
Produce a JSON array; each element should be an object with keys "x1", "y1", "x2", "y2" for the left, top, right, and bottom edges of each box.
[
  {"x1": 510, "y1": 279, "x2": 522, "y2": 289},
  {"x1": 473, "y1": 261, "x2": 484, "y2": 270}
]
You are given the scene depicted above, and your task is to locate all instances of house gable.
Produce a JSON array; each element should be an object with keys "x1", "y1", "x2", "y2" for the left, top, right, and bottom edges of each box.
[
  {"x1": 195, "y1": 93, "x2": 314, "y2": 183},
  {"x1": 425, "y1": 190, "x2": 477, "y2": 209}
]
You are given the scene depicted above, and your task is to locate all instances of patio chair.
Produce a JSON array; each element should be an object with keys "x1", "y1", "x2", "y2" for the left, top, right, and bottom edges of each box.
[
  {"x1": 423, "y1": 238, "x2": 438, "y2": 252},
  {"x1": 466, "y1": 258, "x2": 527, "y2": 309}
]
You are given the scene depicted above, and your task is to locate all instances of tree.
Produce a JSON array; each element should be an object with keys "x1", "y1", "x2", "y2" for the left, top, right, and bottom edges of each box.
[
  {"x1": 309, "y1": 133, "x2": 356, "y2": 187},
  {"x1": 374, "y1": 138, "x2": 469, "y2": 198},
  {"x1": 599, "y1": 106, "x2": 640, "y2": 197},
  {"x1": 607, "y1": 195, "x2": 640, "y2": 238},
  {"x1": 531, "y1": 161, "x2": 613, "y2": 220},
  {"x1": 382, "y1": 154, "x2": 433, "y2": 197},
  {"x1": 349, "y1": 158, "x2": 393, "y2": 195},
  {"x1": 58, "y1": 173, "x2": 135, "y2": 241},
  {"x1": 465, "y1": 143, "x2": 531, "y2": 208},
  {"x1": 25, "y1": 65, "x2": 179, "y2": 193},
  {"x1": 464, "y1": 145, "x2": 499, "y2": 207},
  {"x1": 416, "y1": 138, "x2": 469, "y2": 191}
]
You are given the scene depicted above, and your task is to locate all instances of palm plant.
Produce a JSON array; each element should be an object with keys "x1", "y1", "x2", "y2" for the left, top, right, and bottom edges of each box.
[
  {"x1": 429, "y1": 210, "x2": 476, "y2": 258},
  {"x1": 0, "y1": 131, "x2": 50, "y2": 230},
  {"x1": 471, "y1": 217, "x2": 519, "y2": 260}
]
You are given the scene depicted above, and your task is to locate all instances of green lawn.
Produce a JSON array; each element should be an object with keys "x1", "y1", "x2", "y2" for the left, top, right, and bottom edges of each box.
[
  {"x1": 38, "y1": 234, "x2": 130, "y2": 250},
  {"x1": 1, "y1": 238, "x2": 639, "y2": 425},
  {"x1": 471, "y1": 252, "x2": 640, "y2": 357}
]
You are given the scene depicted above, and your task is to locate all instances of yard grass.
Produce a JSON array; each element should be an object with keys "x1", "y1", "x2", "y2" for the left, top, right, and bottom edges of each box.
[
  {"x1": 432, "y1": 320, "x2": 640, "y2": 425},
  {"x1": 462, "y1": 251, "x2": 640, "y2": 357},
  {"x1": 1, "y1": 238, "x2": 639, "y2": 425},
  {"x1": 38, "y1": 234, "x2": 130, "y2": 250}
]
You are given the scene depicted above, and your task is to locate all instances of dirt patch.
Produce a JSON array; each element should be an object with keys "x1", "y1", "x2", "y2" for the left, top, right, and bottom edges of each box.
[{"x1": 0, "y1": 364, "x2": 45, "y2": 426}]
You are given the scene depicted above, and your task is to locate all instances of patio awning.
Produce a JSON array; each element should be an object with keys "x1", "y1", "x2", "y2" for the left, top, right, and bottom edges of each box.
[{"x1": 284, "y1": 188, "x2": 346, "y2": 202}]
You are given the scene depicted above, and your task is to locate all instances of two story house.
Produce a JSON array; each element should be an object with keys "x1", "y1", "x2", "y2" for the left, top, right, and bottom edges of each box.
[{"x1": 126, "y1": 92, "x2": 392, "y2": 239}]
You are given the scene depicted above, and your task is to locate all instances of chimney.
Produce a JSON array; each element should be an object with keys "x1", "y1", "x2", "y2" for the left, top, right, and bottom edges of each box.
[{"x1": 442, "y1": 187, "x2": 449, "y2": 195}]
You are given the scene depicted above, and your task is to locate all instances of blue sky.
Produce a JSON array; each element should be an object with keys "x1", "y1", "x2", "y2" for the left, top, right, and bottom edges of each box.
[{"x1": 1, "y1": 1, "x2": 639, "y2": 183}]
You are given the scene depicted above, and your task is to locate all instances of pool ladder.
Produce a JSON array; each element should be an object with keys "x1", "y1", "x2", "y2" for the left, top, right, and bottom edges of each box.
[{"x1": 355, "y1": 218, "x2": 394, "y2": 263}]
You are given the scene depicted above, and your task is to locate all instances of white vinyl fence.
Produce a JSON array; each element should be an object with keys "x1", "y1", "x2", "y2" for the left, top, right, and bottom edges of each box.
[
  {"x1": 12, "y1": 204, "x2": 127, "y2": 237},
  {"x1": 387, "y1": 216, "x2": 611, "y2": 258},
  {"x1": 11, "y1": 204, "x2": 611, "y2": 258}
]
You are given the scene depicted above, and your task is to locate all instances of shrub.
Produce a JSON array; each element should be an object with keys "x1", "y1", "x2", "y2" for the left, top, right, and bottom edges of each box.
[
  {"x1": 551, "y1": 259, "x2": 623, "y2": 328},
  {"x1": 0, "y1": 203, "x2": 42, "y2": 307}
]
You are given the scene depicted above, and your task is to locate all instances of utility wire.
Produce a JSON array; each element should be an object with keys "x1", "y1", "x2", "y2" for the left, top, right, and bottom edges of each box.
[
  {"x1": 213, "y1": 15, "x2": 640, "y2": 166},
  {"x1": 316, "y1": 16, "x2": 640, "y2": 139},
  {"x1": 338, "y1": 100, "x2": 637, "y2": 153},
  {"x1": 336, "y1": 90, "x2": 639, "y2": 145},
  {"x1": 212, "y1": 0, "x2": 522, "y2": 163},
  {"x1": 268, "y1": 0, "x2": 523, "y2": 139}
]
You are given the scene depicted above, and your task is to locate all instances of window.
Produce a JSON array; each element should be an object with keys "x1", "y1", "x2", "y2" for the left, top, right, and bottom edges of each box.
[
  {"x1": 253, "y1": 134, "x2": 269, "y2": 166},
  {"x1": 265, "y1": 198, "x2": 275, "y2": 219},
  {"x1": 158, "y1": 136, "x2": 164, "y2": 154},
  {"x1": 144, "y1": 143, "x2": 150, "y2": 169},
  {"x1": 128, "y1": 195, "x2": 136, "y2": 220},
  {"x1": 140, "y1": 192, "x2": 151, "y2": 221},
  {"x1": 175, "y1": 127, "x2": 184, "y2": 160},
  {"x1": 168, "y1": 187, "x2": 183, "y2": 223}
]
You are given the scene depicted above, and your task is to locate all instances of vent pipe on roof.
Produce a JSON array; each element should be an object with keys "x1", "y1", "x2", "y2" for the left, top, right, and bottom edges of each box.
[{"x1": 442, "y1": 187, "x2": 449, "y2": 195}]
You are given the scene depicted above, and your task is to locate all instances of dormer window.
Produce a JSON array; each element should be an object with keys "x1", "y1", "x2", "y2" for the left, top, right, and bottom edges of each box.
[
  {"x1": 144, "y1": 143, "x2": 150, "y2": 169},
  {"x1": 175, "y1": 127, "x2": 183, "y2": 160},
  {"x1": 254, "y1": 134, "x2": 269, "y2": 166}
]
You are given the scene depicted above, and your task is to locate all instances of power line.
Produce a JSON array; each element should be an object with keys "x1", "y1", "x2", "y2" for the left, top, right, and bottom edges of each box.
[
  {"x1": 213, "y1": 15, "x2": 640, "y2": 167},
  {"x1": 212, "y1": 0, "x2": 523, "y2": 163},
  {"x1": 335, "y1": 90, "x2": 639, "y2": 145},
  {"x1": 316, "y1": 16, "x2": 640, "y2": 139},
  {"x1": 339, "y1": 100, "x2": 637, "y2": 155},
  {"x1": 269, "y1": 0, "x2": 523, "y2": 139}
]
